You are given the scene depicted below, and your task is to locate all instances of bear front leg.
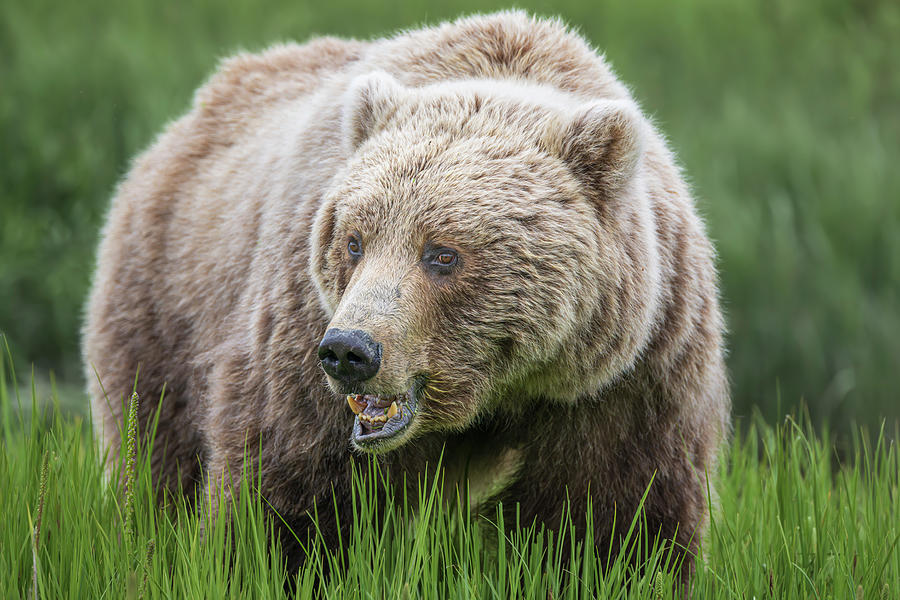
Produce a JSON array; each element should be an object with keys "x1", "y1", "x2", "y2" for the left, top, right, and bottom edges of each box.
[
  {"x1": 201, "y1": 342, "x2": 364, "y2": 574},
  {"x1": 494, "y1": 398, "x2": 713, "y2": 587}
]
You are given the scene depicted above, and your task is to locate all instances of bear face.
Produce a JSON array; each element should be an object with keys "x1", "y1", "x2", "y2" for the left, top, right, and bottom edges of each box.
[{"x1": 311, "y1": 73, "x2": 661, "y2": 453}]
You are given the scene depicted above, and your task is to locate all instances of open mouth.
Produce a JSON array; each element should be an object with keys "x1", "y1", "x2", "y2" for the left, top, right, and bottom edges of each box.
[{"x1": 347, "y1": 386, "x2": 418, "y2": 448}]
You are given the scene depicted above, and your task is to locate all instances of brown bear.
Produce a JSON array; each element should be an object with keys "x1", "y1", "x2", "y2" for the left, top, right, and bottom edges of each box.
[{"x1": 83, "y1": 11, "x2": 729, "y2": 579}]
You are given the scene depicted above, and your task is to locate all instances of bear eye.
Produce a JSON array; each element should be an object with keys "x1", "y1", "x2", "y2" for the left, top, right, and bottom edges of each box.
[
  {"x1": 347, "y1": 236, "x2": 363, "y2": 257},
  {"x1": 424, "y1": 245, "x2": 459, "y2": 274},
  {"x1": 436, "y1": 252, "x2": 456, "y2": 266}
]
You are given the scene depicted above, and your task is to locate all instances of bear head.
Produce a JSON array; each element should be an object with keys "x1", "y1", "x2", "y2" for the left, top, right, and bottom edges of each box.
[{"x1": 310, "y1": 72, "x2": 660, "y2": 453}]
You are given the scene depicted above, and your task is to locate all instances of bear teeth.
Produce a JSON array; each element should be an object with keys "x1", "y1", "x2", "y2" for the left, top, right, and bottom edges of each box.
[
  {"x1": 359, "y1": 413, "x2": 387, "y2": 423},
  {"x1": 347, "y1": 394, "x2": 365, "y2": 415}
]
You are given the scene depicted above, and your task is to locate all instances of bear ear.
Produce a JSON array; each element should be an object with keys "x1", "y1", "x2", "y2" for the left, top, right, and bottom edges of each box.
[
  {"x1": 342, "y1": 71, "x2": 406, "y2": 152},
  {"x1": 542, "y1": 99, "x2": 645, "y2": 202}
]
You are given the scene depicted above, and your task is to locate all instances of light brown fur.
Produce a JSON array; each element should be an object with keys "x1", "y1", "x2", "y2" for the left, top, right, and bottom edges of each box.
[{"x1": 84, "y1": 11, "x2": 729, "y2": 577}]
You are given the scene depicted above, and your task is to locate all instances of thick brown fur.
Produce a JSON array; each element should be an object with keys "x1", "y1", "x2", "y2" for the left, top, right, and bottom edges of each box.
[{"x1": 84, "y1": 11, "x2": 729, "y2": 578}]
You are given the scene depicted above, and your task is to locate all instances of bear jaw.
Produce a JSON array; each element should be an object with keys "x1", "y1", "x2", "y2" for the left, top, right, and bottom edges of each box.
[{"x1": 347, "y1": 385, "x2": 421, "y2": 453}]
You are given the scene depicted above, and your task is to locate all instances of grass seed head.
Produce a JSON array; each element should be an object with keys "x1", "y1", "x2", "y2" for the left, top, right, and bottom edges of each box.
[{"x1": 123, "y1": 391, "x2": 140, "y2": 542}]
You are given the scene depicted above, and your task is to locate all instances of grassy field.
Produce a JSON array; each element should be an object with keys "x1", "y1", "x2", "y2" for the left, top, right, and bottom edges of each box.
[
  {"x1": 1, "y1": 0, "x2": 899, "y2": 433},
  {"x1": 2, "y1": 359, "x2": 898, "y2": 598}
]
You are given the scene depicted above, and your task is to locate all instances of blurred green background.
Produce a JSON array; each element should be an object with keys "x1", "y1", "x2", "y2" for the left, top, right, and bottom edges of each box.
[{"x1": 1, "y1": 0, "x2": 898, "y2": 433}]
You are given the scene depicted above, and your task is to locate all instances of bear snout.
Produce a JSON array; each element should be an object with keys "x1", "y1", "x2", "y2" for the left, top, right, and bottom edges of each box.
[{"x1": 318, "y1": 328, "x2": 382, "y2": 385}]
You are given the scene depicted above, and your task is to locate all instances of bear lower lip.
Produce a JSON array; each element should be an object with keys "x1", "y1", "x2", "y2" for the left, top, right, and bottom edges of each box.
[{"x1": 349, "y1": 388, "x2": 418, "y2": 448}]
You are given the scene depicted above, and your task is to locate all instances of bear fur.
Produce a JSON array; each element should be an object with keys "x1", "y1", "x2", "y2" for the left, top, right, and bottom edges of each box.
[{"x1": 84, "y1": 11, "x2": 729, "y2": 577}]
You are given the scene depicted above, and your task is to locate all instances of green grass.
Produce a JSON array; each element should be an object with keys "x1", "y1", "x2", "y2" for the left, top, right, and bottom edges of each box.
[
  {"x1": 1, "y1": 0, "x2": 898, "y2": 433},
  {"x1": 3, "y1": 358, "x2": 898, "y2": 598}
]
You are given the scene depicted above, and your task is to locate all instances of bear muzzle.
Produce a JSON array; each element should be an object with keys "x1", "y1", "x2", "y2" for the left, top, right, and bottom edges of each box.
[{"x1": 318, "y1": 327, "x2": 422, "y2": 451}]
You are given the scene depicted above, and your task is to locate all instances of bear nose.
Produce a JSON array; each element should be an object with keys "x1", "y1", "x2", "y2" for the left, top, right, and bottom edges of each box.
[{"x1": 317, "y1": 328, "x2": 382, "y2": 384}]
